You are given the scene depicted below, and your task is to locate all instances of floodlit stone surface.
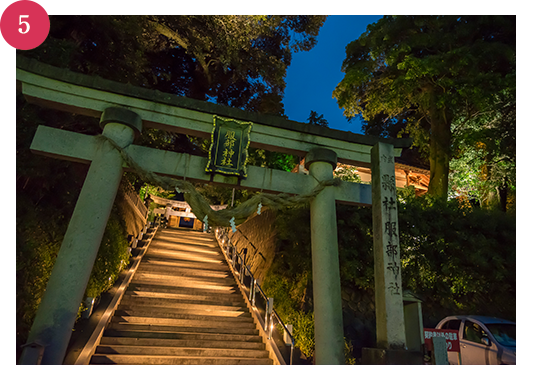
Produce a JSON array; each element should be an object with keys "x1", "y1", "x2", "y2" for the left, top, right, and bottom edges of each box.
[
  {"x1": 20, "y1": 110, "x2": 141, "y2": 365},
  {"x1": 371, "y1": 142, "x2": 406, "y2": 350},
  {"x1": 308, "y1": 149, "x2": 345, "y2": 365},
  {"x1": 90, "y1": 228, "x2": 273, "y2": 365}
]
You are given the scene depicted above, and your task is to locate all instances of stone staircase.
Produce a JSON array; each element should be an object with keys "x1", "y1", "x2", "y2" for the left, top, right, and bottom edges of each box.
[{"x1": 89, "y1": 227, "x2": 273, "y2": 365}]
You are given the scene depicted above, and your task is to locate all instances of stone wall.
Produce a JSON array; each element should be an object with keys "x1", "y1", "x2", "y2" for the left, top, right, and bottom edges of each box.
[
  {"x1": 114, "y1": 185, "x2": 146, "y2": 239},
  {"x1": 342, "y1": 285, "x2": 377, "y2": 356},
  {"x1": 226, "y1": 208, "x2": 277, "y2": 283}
]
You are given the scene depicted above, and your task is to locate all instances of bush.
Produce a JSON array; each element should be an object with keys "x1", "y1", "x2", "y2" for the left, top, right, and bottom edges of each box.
[
  {"x1": 398, "y1": 190, "x2": 516, "y2": 325},
  {"x1": 262, "y1": 266, "x2": 315, "y2": 358},
  {"x1": 16, "y1": 196, "x2": 131, "y2": 351},
  {"x1": 264, "y1": 189, "x2": 515, "y2": 359},
  {"x1": 85, "y1": 205, "x2": 131, "y2": 299}
]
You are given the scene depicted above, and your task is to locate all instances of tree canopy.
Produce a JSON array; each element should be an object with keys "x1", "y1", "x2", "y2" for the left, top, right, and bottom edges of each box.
[
  {"x1": 307, "y1": 110, "x2": 329, "y2": 127},
  {"x1": 333, "y1": 16, "x2": 515, "y2": 202},
  {"x1": 27, "y1": 15, "x2": 326, "y2": 115}
]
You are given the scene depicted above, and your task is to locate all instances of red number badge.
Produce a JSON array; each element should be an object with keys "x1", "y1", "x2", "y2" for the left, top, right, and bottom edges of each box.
[{"x1": 1, "y1": 1, "x2": 49, "y2": 50}]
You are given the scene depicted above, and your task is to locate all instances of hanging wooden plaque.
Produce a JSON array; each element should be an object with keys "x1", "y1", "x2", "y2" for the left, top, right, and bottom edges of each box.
[{"x1": 205, "y1": 115, "x2": 252, "y2": 178}]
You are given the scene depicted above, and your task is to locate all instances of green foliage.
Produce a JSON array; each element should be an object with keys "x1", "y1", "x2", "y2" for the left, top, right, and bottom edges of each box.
[
  {"x1": 264, "y1": 206, "x2": 376, "y2": 359},
  {"x1": 344, "y1": 338, "x2": 356, "y2": 365},
  {"x1": 263, "y1": 269, "x2": 315, "y2": 358},
  {"x1": 268, "y1": 190, "x2": 515, "y2": 355},
  {"x1": 247, "y1": 148, "x2": 298, "y2": 172},
  {"x1": 334, "y1": 164, "x2": 364, "y2": 184},
  {"x1": 263, "y1": 209, "x2": 315, "y2": 357},
  {"x1": 450, "y1": 88, "x2": 516, "y2": 211},
  {"x1": 17, "y1": 195, "x2": 131, "y2": 348},
  {"x1": 85, "y1": 206, "x2": 131, "y2": 299},
  {"x1": 307, "y1": 110, "x2": 329, "y2": 127},
  {"x1": 139, "y1": 183, "x2": 176, "y2": 201},
  {"x1": 397, "y1": 191, "x2": 516, "y2": 325},
  {"x1": 25, "y1": 15, "x2": 326, "y2": 117},
  {"x1": 334, "y1": 15, "x2": 516, "y2": 200}
]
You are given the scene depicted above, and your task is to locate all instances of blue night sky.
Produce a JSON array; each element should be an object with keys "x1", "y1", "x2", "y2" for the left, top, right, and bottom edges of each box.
[{"x1": 283, "y1": 15, "x2": 383, "y2": 135}]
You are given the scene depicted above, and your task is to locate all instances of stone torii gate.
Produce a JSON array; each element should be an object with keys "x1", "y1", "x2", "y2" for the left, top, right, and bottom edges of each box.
[{"x1": 17, "y1": 56, "x2": 411, "y2": 365}]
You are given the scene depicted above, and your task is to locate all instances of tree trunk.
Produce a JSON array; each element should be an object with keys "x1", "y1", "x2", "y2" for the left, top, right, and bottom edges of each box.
[
  {"x1": 427, "y1": 97, "x2": 451, "y2": 201},
  {"x1": 497, "y1": 181, "x2": 508, "y2": 213}
]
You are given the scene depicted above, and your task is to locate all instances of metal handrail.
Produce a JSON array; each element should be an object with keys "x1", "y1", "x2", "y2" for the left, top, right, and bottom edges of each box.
[
  {"x1": 121, "y1": 180, "x2": 148, "y2": 218},
  {"x1": 215, "y1": 227, "x2": 296, "y2": 365}
]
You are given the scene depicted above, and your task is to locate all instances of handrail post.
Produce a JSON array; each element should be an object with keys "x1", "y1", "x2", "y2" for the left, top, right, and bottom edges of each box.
[
  {"x1": 248, "y1": 274, "x2": 254, "y2": 303},
  {"x1": 232, "y1": 245, "x2": 237, "y2": 269},
  {"x1": 284, "y1": 324, "x2": 294, "y2": 345},
  {"x1": 251, "y1": 280, "x2": 257, "y2": 307},
  {"x1": 240, "y1": 248, "x2": 247, "y2": 285},
  {"x1": 268, "y1": 312, "x2": 274, "y2": 340},
  {"x1": 265, "y1": 297, "x2": 274, "y2": 331}
]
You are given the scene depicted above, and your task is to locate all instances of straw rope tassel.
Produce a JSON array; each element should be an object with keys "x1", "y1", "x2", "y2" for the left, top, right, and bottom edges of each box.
[{"x1": 97, "y1": 134, "x2": 341, "y2": 228}]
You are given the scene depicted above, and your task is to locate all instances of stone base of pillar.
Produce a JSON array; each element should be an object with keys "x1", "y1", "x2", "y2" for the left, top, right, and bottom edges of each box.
[{"x1": 361, "y1": 347, "x2": 423, "y2": 365}]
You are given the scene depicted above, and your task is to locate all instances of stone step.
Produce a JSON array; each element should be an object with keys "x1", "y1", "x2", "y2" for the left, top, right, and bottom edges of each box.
[
  {"x1": 132, "y1": 271, "x2": 236, "y2": 285},
  {"x1": 100, "y1": 337, "x2": 266, "y2": 350},
  {"x1": 90, "y1": 229, "x2": 271, "y2": 365},
  {"x1": 119, "y1": 295, "x2": 246, "y2": 310},
  {"x1": 103, "y1": 328, "x2": 262, "y2": 342},
  {"x1": 149, "y1": 240, "x2": 222, "y2": 254},
  {"x1": 114, "y1": 305, "x2": 250, "y2": 318},
  {"x1": 126, "y1": 283, "x2": 241, "y2": 297},
  {"x1": 140, "y1": 257, "x2": 229, "y2": 272},
  {"x1": 89, "y1": 354, "x2": 273, "y2": 364},
  {"x1": 145, "y1": 248, "x2": 224, "y2": 265},
  {"x1": 157, "y1": 229, "x2": 215, "y2": 239},
  {"x1": 137, "y1": 263, "x2": 230, "y2": 278},
  {"x1": 114, "y1": 308, "x2": 253, "y2": 322},
  {"x1": 145, "y1": 239, "x2": 219, "y2": 250},
  {"x1": 130, "y1": 277, "x2": 236, "y2": 292},
  {"x1": 107, "y1": 323, "x2": 260, "y2": 336},
  {"x1": 147, "y1": 244, "x2": 222, "y2": 259},
  {"x1": 121, "y1": 289, "x2": 244, "y2": 303},
  {"x1": 110, "y1": 315, "x2": 256, "y2": 329},
  {"x1": 94, "y1": 345, "x2": 269, "y2": 358}
]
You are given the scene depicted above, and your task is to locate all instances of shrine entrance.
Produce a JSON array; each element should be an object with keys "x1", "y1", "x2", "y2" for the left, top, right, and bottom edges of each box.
[{"x1": 17, "y1": 56, "x2": 412, "y2": 365}]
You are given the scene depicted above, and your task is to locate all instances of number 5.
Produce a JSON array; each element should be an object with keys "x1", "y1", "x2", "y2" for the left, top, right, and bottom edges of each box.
[{"x1": 19, "y1": 15, "x2": 30, "y2": 34}]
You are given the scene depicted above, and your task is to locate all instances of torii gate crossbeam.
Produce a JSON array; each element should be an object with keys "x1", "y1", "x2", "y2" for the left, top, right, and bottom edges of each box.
[{"x1": 17, "y1": 56, "x2": 412, "y2": 365}]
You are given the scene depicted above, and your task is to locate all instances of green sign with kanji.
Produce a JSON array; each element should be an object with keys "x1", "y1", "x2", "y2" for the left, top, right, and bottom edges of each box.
[{"x1": 206, "y1": 115, "x2": 252, "y2": 178}]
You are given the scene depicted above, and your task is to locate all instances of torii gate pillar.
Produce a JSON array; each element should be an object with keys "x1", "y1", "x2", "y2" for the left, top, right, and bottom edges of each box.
[
  {"x1": 306, "y1": 148, "x2": 345, "y2": 365},
  {"x1": 19, "y1": 108, "x2": 142, "y2": 365}
]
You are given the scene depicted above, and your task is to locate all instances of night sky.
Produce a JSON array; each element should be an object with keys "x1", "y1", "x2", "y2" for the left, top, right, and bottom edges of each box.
[{"x1": 283, "y1": 15, "x2": 382, "y2": 135}]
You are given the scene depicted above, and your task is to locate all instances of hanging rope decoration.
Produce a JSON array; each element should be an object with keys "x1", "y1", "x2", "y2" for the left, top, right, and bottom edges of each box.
[{"x1": 97, "y1": 134, "x2": 341, "y2": 228}]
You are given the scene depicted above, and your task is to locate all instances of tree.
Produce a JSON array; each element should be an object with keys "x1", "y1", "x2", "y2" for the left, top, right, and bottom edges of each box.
[
  {"x1": 333, "y1": 16, "x2": 515, "y2": 201},
  {"x1": 25, "y1": 15, "x2": 326, "y2": 116},
  {"x1": 450, "y1": 87, "x2": 516, "y2": 211},
  {"x1": 307, "y1": 110, "x2": 329, "y2": 127},
  {"x1": 17, "y1": 15, "x2": 326, "y2": 354}
]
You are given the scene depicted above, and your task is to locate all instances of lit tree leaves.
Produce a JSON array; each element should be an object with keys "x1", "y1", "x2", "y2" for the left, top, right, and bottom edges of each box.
[{"x1": 334, "y1": 16, "x2": 515, "y2": 201}]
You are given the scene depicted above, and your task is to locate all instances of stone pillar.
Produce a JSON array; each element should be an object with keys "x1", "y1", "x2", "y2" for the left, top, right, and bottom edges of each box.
[
  {"x1": 165, "y1": 204, "x2": 172, "y2": 220},
  {"x1": 19, "y1": 107, "x2": 142, "y2": 365},
  {"x1": 306, "y1": 148, "x2": 344, "y2": 365},
  {"x1": 371, "y1": 142, "x2": 406, "y2": 350}
]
